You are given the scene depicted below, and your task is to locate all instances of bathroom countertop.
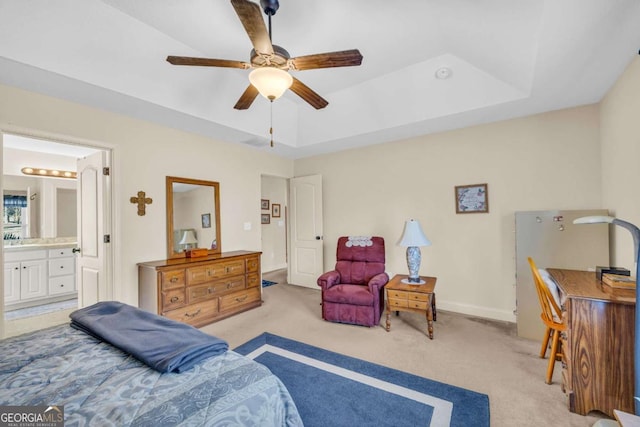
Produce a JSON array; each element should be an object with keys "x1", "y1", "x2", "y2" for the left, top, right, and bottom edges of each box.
[{"x1": 3, "y1": 242, "x2": 78, "y2": 251}]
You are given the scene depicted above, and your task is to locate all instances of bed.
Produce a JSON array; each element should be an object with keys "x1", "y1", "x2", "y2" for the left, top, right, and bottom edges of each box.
[{"x1": 0, "y1": 302, "x2": 303, "y2": 426}]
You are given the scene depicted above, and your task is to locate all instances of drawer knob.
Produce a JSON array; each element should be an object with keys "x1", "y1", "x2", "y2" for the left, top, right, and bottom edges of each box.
[
  {"x1": 170, "y1": 296, "x2": 179, "y2": 303},
  {"x1": 235, "y1": 295, "x2": 248, "y2": 302},
  {"x1": 170, "y1": 277, "x2": 179, "y2": 283}
]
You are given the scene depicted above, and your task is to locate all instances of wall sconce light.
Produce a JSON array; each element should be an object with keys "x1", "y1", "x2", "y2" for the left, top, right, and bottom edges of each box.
[{"x1": 21, "y1": 167, "x2": 77, "y2": 179}]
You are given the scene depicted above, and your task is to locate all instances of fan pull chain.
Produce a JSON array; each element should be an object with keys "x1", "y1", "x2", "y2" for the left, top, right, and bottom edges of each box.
[{"x1": 269, "y1": 100, "x2": 274, "y2": 147}]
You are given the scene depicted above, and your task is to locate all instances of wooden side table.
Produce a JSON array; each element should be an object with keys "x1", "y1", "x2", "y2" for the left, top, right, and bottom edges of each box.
[{"x1": 385, "y1": 274, "x2": 437, "y2": 339}]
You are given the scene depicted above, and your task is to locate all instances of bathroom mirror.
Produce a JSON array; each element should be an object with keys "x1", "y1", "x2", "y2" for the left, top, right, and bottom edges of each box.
[{"x1": 166, "y1": 176, "x2": 221, "y2": 259}]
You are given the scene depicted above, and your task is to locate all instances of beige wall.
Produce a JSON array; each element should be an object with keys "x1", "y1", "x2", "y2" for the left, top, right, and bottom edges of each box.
[
  {"x1": 295, "y1": 105, "x2": 603, "y2": 321},
  {"x1": 2, "y1": 55, "x2": 638, "y2": 326},
  {"x1": 0, "y1": 84, "x2": 294, "y2": 310},
  {"x1": 600, "y1": 57, "x2": 640, "y2": 270}
]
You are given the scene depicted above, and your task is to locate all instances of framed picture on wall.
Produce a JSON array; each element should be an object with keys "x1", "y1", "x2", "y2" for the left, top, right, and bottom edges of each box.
[
  {"x1": 272, "y1": 203, "x2": 281, "y2": 218},
  {"x1": 201, "y1": 213, "x2": 211, "y2": 228},
  {"x1": 261, "y1": 213, "x2": 270, "y2": 224},
  {"x1": 261, "y1": 199, "x2": 270, "y2": 210},
  {"x1": 455, "y1": 183, "x2": 489, "y2": 214}
]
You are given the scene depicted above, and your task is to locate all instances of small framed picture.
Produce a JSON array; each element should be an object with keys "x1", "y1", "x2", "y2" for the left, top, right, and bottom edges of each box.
[
  {"x1": 272, "y1": 203, "x2": 281, "y2": 218},
  {"x1": 261, "y1": 213, "x2": 270, "y2": 224},
  {"x1": 201, "y1": 213, "x2": 211, "y2": 228},
  {"x1": 261, "y1": 199, "x2": 270, "y2": 210},
  {"x1": 455, "y1": 183, "x2": 489, "y2": 214}
]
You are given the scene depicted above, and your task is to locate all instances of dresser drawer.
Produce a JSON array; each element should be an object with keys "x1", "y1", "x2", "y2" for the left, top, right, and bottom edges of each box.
[
  {"x1": 164, "y1": 299, "x2": 218, "y2": 325},
  {"x1": 160, "y1": 270, "x2": 185, "y2": 290},
  {"x1": 219, "y1": 287, "x2": 261, "y2": 312},
  {"x1": 188, "y1": 283, "x2": 219, "y2": 304},
  {"x1": 246, "y1": 272, "x2": 260, "y2": 288},
  {"x1": 49, "y1": 258, "x2": 75, "y2": 277},
  {"x1": 162, "y1": 288, "x2": 186, "y2": 310},
  {"x1": 186, "y1": 260, "x2": 246, "y2": 285},
  {"x1": 188, "y1": 276, "x2": 246, "y2": 304},
  {"x1": 48, "y1": 275, "x2": 75, "y2": 295},
  {"x1": 246, "y1": 256, "x2": 260, "y2": 273}
]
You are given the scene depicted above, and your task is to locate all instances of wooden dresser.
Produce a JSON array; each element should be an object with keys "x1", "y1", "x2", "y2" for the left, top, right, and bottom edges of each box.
[
  {"x1": 138, "y1": 251, "x2": 262, "y2": 328},
  {"x1": 548, "y1": 268, "x2": 635, "y2": 417}
]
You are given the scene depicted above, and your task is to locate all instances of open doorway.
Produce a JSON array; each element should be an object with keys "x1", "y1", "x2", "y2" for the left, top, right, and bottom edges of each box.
[
  {"x1": 2, "y1": 133, "x2": 107, "y2": 337},
  {"x1": 260, "y1": 175, "x2": 288, "y2": 278}
]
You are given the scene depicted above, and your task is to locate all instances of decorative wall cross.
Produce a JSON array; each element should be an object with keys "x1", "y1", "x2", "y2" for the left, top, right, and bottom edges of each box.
[{"x1": 130, "y1": 191, "x2": 152, "y2": 216}]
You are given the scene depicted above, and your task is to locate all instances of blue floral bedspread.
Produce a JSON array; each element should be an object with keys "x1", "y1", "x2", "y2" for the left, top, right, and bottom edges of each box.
[{"x1": 0, "y1": 325, "x2": 303, "y2": 426}]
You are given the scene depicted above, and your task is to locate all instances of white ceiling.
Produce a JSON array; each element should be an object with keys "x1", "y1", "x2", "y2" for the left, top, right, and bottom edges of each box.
[{"x1": 1, "y1": 0, "x2": 639, "y2": 159}]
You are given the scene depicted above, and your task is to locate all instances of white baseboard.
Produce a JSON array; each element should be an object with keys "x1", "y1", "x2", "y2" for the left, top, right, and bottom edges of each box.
[{"x1": 436, "y1": 299, "x2": 516, "y2": 323}]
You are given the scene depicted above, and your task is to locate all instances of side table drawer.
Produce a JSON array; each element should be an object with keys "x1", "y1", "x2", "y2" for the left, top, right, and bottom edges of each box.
[
  {"x1": 409, "y1": 300, "x2": 429, "y2": 310},
  {"x1": 388, "y1": 298, "x2": 408, "y2": 309},
  {"x1": 388, "y1": 290, "x2": 408, "y2": 300},
  {"x1": 408, "y1": 293, "x2": 429, "y2": 302}
]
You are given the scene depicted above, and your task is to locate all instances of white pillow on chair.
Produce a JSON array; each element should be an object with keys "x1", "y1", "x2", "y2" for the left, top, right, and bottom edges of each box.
[{"x1": 538, "y1": 268, "x2": 563, "y2": 308}]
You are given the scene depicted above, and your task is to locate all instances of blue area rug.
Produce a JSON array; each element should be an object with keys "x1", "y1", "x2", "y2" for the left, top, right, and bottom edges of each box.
[
  {"x1": 261, "y1": 280, "x2": 277, "y2": 287},
  {"x1": 234, "y1": 333, "x2": 489, "y2": 427}
]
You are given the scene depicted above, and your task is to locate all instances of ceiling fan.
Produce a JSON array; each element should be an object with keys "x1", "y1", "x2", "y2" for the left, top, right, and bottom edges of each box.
[{"x1": 166, "y1": 0, "x2": 363, "y2": 110}]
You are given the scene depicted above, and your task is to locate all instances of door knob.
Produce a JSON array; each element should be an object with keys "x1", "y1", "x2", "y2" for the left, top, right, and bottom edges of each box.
[{"x1": 72, "y1": 248, "x2": 81, "y2": 253}]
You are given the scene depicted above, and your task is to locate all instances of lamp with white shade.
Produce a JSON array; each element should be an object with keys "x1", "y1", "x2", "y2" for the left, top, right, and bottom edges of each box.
[
  {"x1": 179, "y1": 229, "x2": 198, "y2": 251},
  {"x1": 574, "y1": 215, "x2": 640, "y2": 415},
  {"x1": 397, "y1": 219, "x2": 432, "y2": 284}
]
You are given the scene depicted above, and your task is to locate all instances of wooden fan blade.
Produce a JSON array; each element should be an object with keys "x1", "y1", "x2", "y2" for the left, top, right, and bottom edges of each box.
[
  {"x1": 234, "y1": 84, "x2": 260, "y2": 110},
  {"x1": 167, "y1": 56, "x2": 249, "y2": 69},
  {"x1": 290, "y1": 49, "x2": 363, "y2": 71},
  {"x1": 290, "y1": 77, "x2": 328, "y2": 109},
  {"x1": 230, "y1": 0, "x2": 273, "y2": 55}
]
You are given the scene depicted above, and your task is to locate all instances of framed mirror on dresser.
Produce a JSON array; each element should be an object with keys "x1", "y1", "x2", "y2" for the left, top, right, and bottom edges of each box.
[
  {"x1": 166, "y1": 176, "x2": 221, "y2": 259},
  {"x1": 138, "y1": 176, "x2": 262, "y2": 328}
]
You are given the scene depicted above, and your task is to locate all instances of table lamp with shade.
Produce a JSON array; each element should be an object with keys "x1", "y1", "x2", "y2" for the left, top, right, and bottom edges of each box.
[
  {"x1": 574, "y1": 215, "x2": 640, "y2": 415},
  {"x1": 397, "y1": 219, "x2": 432, "y2": 284},
  {"x1": 179, "y1": 229, "x2": 198, "y2": 251}
]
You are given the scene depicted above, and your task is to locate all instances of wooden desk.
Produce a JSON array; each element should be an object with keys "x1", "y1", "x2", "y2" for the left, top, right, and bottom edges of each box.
[
  {"x1": 548, "y1": 269, "x2": 635, "y2": 417},
  {"x1": 385, "y1": 274, "x2": 437, "y2": 339}
]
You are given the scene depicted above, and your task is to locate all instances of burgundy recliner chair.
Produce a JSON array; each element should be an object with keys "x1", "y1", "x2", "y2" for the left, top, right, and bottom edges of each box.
[{"x1": 317, "y1": 236, "x2": 389, "y2": 327}]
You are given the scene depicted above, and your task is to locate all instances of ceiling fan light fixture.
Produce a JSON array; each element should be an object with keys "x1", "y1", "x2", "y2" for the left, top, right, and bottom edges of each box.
[{"x1": 249, "y1": 67, "x2": 293, "y2": 101}]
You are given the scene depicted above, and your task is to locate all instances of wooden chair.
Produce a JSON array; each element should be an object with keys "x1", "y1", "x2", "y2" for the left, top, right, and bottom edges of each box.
[{"x1": 527, "y1": 257, "x2": 567, "y2": 384}]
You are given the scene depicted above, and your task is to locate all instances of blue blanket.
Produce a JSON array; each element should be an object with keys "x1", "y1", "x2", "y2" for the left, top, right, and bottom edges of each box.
[{"x1": 69, "y1": 301, "x2": 228, "y2": 373}]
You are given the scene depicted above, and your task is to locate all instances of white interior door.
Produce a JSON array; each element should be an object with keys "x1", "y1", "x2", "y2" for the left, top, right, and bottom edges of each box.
[
  {"x1": 77, "y1": 151, "x2": 111, "y2": 307},
  {"x1": 288, "y1": 174, "x2": 323, "y2": 288}
]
